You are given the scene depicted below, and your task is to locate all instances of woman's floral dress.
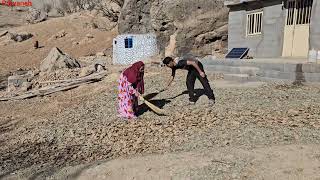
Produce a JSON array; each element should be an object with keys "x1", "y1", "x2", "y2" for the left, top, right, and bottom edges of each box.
[{"x1": 117, "y1": 73, "x2": 138, "y2": 119}]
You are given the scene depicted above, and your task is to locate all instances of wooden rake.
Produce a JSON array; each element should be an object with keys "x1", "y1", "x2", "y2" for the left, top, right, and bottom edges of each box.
[{"x1": 139, "y1": 95, "x2": 167, "y2": 115}]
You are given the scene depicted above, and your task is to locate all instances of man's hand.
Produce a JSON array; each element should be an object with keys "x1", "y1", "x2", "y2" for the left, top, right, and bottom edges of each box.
[
  {"x1": 187, "y1": 60, "x2": 205, "y2": 77},
  {"x1": 200, "y1": 71, "x2": 206, "y2": 78}
]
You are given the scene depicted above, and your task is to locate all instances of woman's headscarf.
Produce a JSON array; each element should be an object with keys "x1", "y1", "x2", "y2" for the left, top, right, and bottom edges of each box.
[{"x1": 123, "y1": 61, "x2": 145, "y2": 93}]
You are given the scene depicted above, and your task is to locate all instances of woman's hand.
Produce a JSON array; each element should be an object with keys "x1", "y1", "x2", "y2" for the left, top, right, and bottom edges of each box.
[{"x1": 135, "y1": 91, "x2": 140, "y2": 97}]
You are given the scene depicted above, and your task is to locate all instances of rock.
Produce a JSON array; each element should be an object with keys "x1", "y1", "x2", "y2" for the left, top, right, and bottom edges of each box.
[
  {"x1": 7, "y1": 32, "x2": 33, "y2": 42},
  {"x1": 96, "y1": 52, "x2": 105, "y2": 57},
  {"x1": 50, "y1": 30, "x2": 67, "y2": 40},
  {"x1": 79, "y1": 65, "x2": 96, "y2": 77},
  {"x1": 288, "y1": 109, "x2": 299, "y2": 117},
  {"x1": 72, "y1": 41, "x2": 79, "y2": 46},
  {"x1": 40, "y1": 47, "x2": 81, "y2": 72},
  {"x1": 165, "y1": 32, "x2": 177, "y2": 57},
  {"x1": 25, "y1": 8, "x2": 48, "y2": 24},
  {"x1": 21, "y1": 82, "x2": 33, "y2": 92},
  {"x1": 86, "y1": 34, "x2": 94, "y2": 39},
  {"x1": 103, "y1": 48, "x2": 112, "y2": 56},
  {"x1": 7, "y1": 72, "x2": 34, "y2": 92},
  {"x1": 79, "y1": 62, "x2": 106, "y2": 77},
  {"x1": 96, "y1": 64, "x2": 106, "y2": 72}
]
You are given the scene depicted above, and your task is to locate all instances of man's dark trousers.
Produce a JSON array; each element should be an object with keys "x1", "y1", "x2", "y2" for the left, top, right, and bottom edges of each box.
[{"x1": 186, "y1": 62, "x2": 215, "y2": 102}]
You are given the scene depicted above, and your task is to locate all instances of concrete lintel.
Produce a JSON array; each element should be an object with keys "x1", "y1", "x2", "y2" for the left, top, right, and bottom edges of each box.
[{"x1": 224, "y1": 0, "x2": 262, "y2": 7}]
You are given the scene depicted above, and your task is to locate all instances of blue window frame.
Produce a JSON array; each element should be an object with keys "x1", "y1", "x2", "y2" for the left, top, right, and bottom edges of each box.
[{"x1": 124, "y1": 37, "x2": 133, "y2": 48}]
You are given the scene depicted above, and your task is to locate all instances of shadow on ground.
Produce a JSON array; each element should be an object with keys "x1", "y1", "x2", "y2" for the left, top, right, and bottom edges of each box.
[
  {"x1": 167, "y1": 88, "x2": 205, "y2": 101},
  {"x1": 137, "y1": 89, "x2": 206, "y2": 116}
]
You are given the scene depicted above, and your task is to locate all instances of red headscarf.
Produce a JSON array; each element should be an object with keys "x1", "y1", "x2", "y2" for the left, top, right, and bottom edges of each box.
[{"x1": 123, "y1": 61, "x2": 145, "y2": 94}]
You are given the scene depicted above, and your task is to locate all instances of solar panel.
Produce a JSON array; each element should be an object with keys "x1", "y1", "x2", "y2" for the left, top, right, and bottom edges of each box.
[{"x1": 225, "y1": 48, "x2": 249, "y2": 59}]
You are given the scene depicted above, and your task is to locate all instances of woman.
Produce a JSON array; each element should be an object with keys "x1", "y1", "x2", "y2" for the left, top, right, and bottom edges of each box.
[{"x1": 118, "y1": 61, "x2": 145, "y2": 119}]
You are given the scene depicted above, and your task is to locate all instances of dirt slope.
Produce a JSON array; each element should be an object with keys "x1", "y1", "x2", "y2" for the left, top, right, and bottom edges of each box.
[
  {"x1": 0, "y1": 8, "x2": 117, "y2": 76},
  {"x1": 0, "y1": 6, "x2": 27, "y2": 32}
]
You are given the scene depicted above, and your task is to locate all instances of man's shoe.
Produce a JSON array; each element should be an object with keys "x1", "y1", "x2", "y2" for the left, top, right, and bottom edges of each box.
[
  {"x1": 208, "y1": 99, "x2": 215, "y2": 105},
  {"x1": 188, "y1": 101, "x2": 196, "y2": 105}
]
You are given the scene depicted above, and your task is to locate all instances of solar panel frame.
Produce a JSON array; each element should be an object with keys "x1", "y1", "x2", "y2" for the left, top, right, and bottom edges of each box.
[{"x1": 225, "y1": 48, "x2": 249, "y2": 59}]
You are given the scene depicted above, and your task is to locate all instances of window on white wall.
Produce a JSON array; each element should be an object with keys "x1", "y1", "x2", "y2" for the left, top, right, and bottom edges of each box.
[
  {"x1": 125, "y1": 38, "x2": 133, "y2": 48},
  {"x1": 246, "y1": 11, "x2": 263, "y2": 36}
]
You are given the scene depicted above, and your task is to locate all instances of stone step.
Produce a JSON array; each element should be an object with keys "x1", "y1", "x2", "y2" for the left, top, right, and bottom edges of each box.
[
  {"x1": 256, "y1": 70, "x2": 296, "y2": 80},
  {"x1": 201, "y1": 58, "x2": 320, "y2": 73},
  {"x1": 205, "y1": 65, "x2": 260, "y2": 76},
  {"x1": 257, "y1": 70, "x2": 320, "y2": 82},
  {"x1": 252, "y1": 76, "x2": 294, "y2": 83},
  {"x1": 223, "y1": 74, "x2": 251, "y2": 82}
]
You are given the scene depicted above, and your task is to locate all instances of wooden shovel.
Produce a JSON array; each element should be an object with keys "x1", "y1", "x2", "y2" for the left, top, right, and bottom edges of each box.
[{"x1": 139, "y1": 95, "x2": 167, "y2": 115}]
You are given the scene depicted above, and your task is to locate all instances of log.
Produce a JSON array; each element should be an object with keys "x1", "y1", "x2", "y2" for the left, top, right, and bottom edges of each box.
[
  {"x1": 0, "y1": 71, "x2": 108, "y2": 101},
  {"x1": 39, "y1": 71, "x2": 108, "y2": 84},
  {"x1": 0, "y1": 30, "x2": 8, "y2": 38}
]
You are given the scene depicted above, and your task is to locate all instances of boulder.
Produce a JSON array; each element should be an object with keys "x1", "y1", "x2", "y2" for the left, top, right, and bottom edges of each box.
[
  {"x1": 25, "y1": 8, "x2": 48, "y2": 24},
  {"x1": 7, "y1": 32, "x2": 33, "y2": 42},
  {"x1": 8, "y1": 75, "x2": 28, "y2": 91},
  {"x1": 96, "y1": 52, "x2": 105, "y2": 57},
  {"x1": 7, "y1": 71, "x2": 35, "y2": 92},
  {"x1": 40, "y1": 47, "x2": 81, "y2": 72},
  {"x1": 79, "y1": 62, "x2": 106, "y2": 77}
]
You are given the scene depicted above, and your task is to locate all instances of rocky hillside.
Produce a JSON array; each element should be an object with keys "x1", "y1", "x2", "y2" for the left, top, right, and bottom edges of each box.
[
  {"x1": 30, "y1": 0, "x2": 228, "y2": 57},
  {"x1": 118, "y1": 0, "x2": 228, "y2": 57}
]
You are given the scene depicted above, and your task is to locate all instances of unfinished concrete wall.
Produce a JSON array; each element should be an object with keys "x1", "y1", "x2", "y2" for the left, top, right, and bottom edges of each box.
[
  {"x1": 227, "y1": 0, "x2": 285, "y2": 58},
  {"x1": 310, "y1": 0, "x2": 320, "y2": 51}
]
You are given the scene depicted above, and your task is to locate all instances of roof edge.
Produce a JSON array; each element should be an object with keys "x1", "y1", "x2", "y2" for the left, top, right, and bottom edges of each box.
[{"x1": 224, "y1": 0, "x2": 260, "y2": 6}]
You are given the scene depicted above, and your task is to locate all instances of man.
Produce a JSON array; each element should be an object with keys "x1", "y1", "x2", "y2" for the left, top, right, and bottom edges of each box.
[{"x1": 162, "y1": 56, "x2": 215, "y2": 105}]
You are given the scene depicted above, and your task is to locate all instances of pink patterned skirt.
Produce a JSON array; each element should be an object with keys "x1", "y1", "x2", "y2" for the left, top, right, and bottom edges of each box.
[{"x1": 117, "y1": 73, "x2": 138, "y2": 119}]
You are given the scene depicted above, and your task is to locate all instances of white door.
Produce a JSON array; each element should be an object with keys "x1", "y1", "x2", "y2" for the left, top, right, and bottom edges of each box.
[{"x1": 282, "y1": 0, "x2": 313, "y2": 57}]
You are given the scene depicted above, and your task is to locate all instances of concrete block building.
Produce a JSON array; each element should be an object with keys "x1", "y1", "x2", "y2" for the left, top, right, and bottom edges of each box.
[
  {"x1": 225, "y1": 0, "x2": 320, "y2": 58},
  {"x1": 112, "y1": 34, "x2": 158, "y2": 65}
]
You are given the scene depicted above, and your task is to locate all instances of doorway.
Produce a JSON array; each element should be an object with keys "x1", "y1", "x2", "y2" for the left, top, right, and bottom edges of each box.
[{"x1": 282, "y1": 0, "x2": 313, "y2": 57}]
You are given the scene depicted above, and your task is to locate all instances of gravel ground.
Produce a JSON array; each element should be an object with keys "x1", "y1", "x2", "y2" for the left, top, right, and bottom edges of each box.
[{"x1": 0, "y1": 67, "x2": 320, "y2": 179}]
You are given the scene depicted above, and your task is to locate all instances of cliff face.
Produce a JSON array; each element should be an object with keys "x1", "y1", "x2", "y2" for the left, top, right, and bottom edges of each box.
[{"x1": 118, "y1": 0, "x2": 228, "y2": 57}]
